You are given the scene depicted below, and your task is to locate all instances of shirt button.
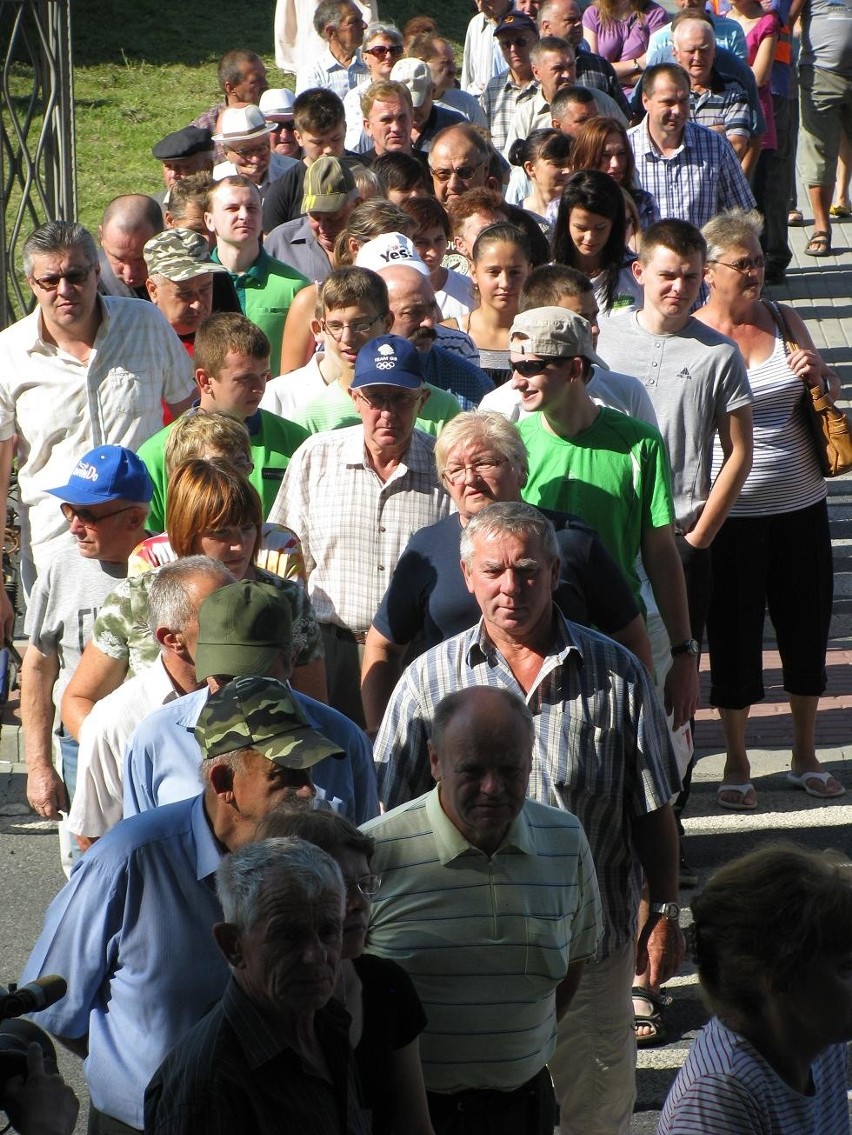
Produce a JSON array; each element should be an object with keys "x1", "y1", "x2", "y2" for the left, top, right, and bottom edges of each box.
[
  {"x1": 378, "y1": 526, "x2": 386, "y2": 533},
  {"x1": 377, "y1": 564, "x2": 384, "y2": 571}
]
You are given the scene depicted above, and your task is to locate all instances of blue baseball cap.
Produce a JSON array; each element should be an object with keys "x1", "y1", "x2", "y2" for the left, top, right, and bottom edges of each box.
[
  {"x1": 351, "y1": 335, "x2": 425, "y2": 391},
  {"x1": 46, "y1": 445, "x2": 154, "y2": 505}
]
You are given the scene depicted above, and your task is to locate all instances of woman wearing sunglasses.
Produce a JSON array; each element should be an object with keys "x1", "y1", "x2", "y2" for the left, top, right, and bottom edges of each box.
[{"x1": 343, "y1": 22, "x2": 405, "y2": 152}]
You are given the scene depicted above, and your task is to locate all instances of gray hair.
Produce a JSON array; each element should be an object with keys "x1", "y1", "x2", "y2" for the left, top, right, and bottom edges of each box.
[
  {"x1": 314, "y1": 0, "x2": 357, "y2": 36},
  {"x1": 431, "y1": 687, "x2": 535, "y2": 754},
  {"x1": 22, "y1": 221, "x2": 98, "y2": 277},
  {"x1": 531, "y1": 35, "x2": 574, "y2": 65},
  {"x1": 364, "y1": 20, "x2": 403, "y2": 47},
  {"x1": 434, "y1": 410, "x2": 529, "y2": 485},
  {"x1": 216, "y1": 836, "x2": 344, "y2": 932},
  {"x1": 459, "y1": 501, "x2": 559, "y2": 567},
  {"x1": 147, "y1": 554, "x2": 234, "y2": 638},
  {"x1": 702, "y1": 209, "x2": 764, "y2": 264}
]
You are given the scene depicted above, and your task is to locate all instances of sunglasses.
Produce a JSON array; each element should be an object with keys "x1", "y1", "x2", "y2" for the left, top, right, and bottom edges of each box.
[
  {"x1": 60, "y1": 503, "x2": 136, "y2": 526},
  {"x1": 512, "y1": 356, "x2": 574, "y2": 377},
  {"x1": 31, "y1": 266, "x2": 93, "y2": 291},
  {"x1": 364, "y1": 44, "x2": 404, "y2": 59},
  {"x1": 499, "y1": 36, "x2": 532, "y2": 48}
]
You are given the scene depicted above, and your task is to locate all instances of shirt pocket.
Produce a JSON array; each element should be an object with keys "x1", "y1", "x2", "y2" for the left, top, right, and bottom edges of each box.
[
  {"x1": 524, "y1": 915, "x2": 569, "y2": 989},
  {"x1": 97, "y1": 367, "x2": 145, "y2": 429}
]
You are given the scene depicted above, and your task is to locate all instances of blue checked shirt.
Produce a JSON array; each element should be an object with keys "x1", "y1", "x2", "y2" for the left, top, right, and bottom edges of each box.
[
  {"x1": 628, "y1": 117, "x2": 755, "y2": 229},
  {"x1": 373, "y1": 612, "x2": 680, "y2": 957}
]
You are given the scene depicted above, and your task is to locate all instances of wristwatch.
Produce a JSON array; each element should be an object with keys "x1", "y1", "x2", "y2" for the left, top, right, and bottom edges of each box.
[
  {"x1": 649, "y1": 901, "x2": 681, "y2": 922},
  {"x1": 671, "y1": 639, "x2": 700, "y2": 658}
]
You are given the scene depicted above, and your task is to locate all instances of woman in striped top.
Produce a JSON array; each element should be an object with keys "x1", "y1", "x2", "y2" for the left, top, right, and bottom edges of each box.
[
  {"x1": 658, "y1": 843, "x2": 852, "y2": 1135},
  {"x1": 695, "y1": 209, "x2": 843, "y2": 811}
]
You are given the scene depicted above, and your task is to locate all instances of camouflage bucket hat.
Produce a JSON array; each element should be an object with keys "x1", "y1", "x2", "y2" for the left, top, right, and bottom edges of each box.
[
  {"x1": 143, "y1": 227, "x2": 228, "y2": 282},
  {"x1": 195, "y1": 676, "x2": 344, "y2": 768}
]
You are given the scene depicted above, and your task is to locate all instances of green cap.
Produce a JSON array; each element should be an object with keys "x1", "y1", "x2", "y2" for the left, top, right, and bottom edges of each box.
[
  {"x1": 195, "y1": 675, "x2": 344, "y2": 766},
  {"x1": 195, "y1": 581, "x2": 292, "y2": 682},
  {"x1": 143, "y1": 227, "x2": 227, "y2": 283},
  {"x1": 301, "y1": 155, "x2": 356, "y2": 214}
]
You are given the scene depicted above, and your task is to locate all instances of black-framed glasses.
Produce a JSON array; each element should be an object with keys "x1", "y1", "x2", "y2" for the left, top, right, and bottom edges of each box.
[
  {"x1": 31, "y1": 265, "x2": 94, "y2": 291},
  {"x1": 60, "y1": 503, "x2": 135, "y2": 526},
  {"x1": 709, "y1": 256, "x2": 765, "y2": 273},
  {"x1": 429, "y1": 161, "x2": 485, "y2": 184},
  {"x1": 364, "y1": 43, "x2": 404, "y2": 59},
  {"x1": 512, "y1": 356, "x2": 574, "y2": 378},
  {"x1": 443, "y1": 457, "x2": 506, "y2": 484},
  {"x1": 322, "y1": 313, "x2": 386, "y2": 340},
  {"x1": 345, "y1": 874, "x2": 382, "y2": 897}
]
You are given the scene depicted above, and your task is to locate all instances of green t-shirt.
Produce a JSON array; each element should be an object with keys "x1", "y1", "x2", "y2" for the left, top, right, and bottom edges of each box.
[
  {"x1": 519, "y1": 407, "x2": 674, "y2": 602},
  {"x1": 137, "y1": 407, "x2": 309, "y2": 532},
  {"x1": 294, "y1": 380, "x2": 461, "y2": 438}
]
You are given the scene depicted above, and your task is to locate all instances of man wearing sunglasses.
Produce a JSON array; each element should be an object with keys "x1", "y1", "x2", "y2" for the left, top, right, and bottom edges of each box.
[
  {"x1": 20, "y1": 446, "x2": 152, "y2": 869},
  {"x1": 0, "y1": 221, "x2": 194, "y2": 607}
]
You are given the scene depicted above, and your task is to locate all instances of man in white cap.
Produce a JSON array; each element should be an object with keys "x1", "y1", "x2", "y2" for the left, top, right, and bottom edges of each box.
[
  {"x1": 213, "y1": 105, "x2": 298, "y2": 198},
  {"x1": 390, "y1": 57, "x2": 466, "y2": 152},
  {"x1": 144, "y1": 227, "x2": 229, "y2": 355},
  {"x1": 270, "y1": 334, "x2": 452, "y2": 725},
  {"x1": 264, "y1": 154, "x2": 362, "y2": 281},
  {"x1": 259, "y1": 87, "x2": 301, "y2": 159}
]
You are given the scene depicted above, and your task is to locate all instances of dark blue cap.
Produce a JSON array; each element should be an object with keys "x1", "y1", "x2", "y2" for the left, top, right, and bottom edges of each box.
[
  {"x1": 351, "y1": 335, "x2": 425, "y2": 390},
  {"x1": 46, "y1": 446, "x2": 154, "y2": 505}
]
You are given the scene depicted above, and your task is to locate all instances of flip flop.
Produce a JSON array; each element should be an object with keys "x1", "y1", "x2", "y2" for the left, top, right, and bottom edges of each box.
[
  {"x1": 829, "y1": 204, "x2": 852, "y2": 218},
  {"x1": 716, "y1": 782, "x2": 757, "y2": 811},
  {"x1": 786, "y1": 771, "x2": 846, "y2": 798},
  {"x1": 805, "y1": 230, "x2": 832, "y2": 257}
]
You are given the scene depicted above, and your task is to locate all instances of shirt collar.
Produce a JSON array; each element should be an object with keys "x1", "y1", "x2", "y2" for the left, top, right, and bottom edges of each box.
[
  {"x1": 192, "y1": 792, "x2": 225, "y2": 882},
  {"x1": 212, "y1": 245, "x2": 266, "y2": 282},
  {"x1": 424, "y1": 785, "x2": 536, "y2": 864},
  {"x1": 465, "y1": 608, "x2": 581, "y2": 670}
]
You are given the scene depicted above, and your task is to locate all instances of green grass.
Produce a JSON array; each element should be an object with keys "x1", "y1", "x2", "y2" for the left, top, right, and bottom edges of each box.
[{"x1": 70, "y1": 0, "x2": 471, "y2": 232}]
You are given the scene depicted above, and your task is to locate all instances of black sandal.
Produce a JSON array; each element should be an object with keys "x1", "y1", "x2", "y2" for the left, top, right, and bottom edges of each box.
[{"x1": 632, "y1": 986, "x2": 672, "y2": 1048}]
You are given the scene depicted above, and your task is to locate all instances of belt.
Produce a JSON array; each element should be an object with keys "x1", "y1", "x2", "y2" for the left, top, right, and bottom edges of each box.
[{"x1": 324, "y1": 623, "x2": 367, "y2": 645}]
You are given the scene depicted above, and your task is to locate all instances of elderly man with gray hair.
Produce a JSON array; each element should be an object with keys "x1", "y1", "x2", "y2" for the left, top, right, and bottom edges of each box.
[{"x1": 146, "y1": 836, "x2": 371, "y2": 1134}]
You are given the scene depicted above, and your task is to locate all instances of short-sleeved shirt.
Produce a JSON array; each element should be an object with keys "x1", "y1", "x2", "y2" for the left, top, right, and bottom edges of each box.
[
  {"x1": 363, "y1": 788, "x2": 602, "y2": 1093},
  {"x1": 0, "y1": 297, "x2": 194, "y2": 570},
  {"x1": 92, "y1": 567, "x2": 322, "y2": 675},
  {"x1": 372, "y1": 510, "x2": 639, "y2": 651},
  {"x1": 582, "y1": 1, "x2": 670, "y2": 92},
  {"x1": 689, "y1": 73, "x2": 752, "y2": 140},
  {"x1": 800, "y1": 0, "x2": 852, "y2": 76},
  {"x1": 480, "y1": 73, "x2": 540, "y2": 156},
  {"x1": 596, "y1": 312, "x2": 753, "y2": 530},
  {"x1": 263, "y1": 215, "x2": 333, "y2": 284},
  {"x1": 138, "y1": 406, "x2": 308, "y2": 531},
  {"x1": 519, "y1": 408, "x2": 675, "y2": 603},
  {"x1": 211, "y1": 247, "x2": 309, "y2": 374}
]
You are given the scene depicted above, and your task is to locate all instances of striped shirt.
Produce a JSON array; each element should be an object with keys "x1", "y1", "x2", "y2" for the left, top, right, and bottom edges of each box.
[
  {"x1": 480, "y1": 73, "x2": 539, "y2": 156},
  {"x1": 689, "y1": 75, "x2": 752, "y2": 139},
  {"x1": 373, "y1": 613, "x2": 680, "y2": 955},
  {"x1": 658, "y1": 1016, "x2": 849, "y2": 1134},
  {"x1": 295, "y1": 46, "x2": 369, "y2": 98},
  {"x1": 269, "y1": 425, "x2": 452, "y2": 632},
  {"x1": 711, "y1": 324, "x2": 826, "y2": 517},
  {"x1": 363, "y1": 787, "x2": 602, "y2": 1094},
  {"x1": 628, "y1": 118, "x2": 755, "y2": 229}
]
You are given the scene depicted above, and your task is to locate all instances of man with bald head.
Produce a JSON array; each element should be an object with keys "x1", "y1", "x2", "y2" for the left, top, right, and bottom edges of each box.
[
  {"x1": 98, "y1": 194, "x2": 164, "y2": 299},
  {"x1": 381, "y1": 262, "x2": 493, "y2": 409},
  {"x1": 428, "y1": 123, "x2": 492, "y2": 205}
]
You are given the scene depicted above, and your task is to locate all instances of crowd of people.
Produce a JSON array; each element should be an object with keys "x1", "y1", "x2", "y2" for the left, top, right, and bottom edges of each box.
[{"x1": 3, "y1": 0, "x2": 852, "y2": 1131}]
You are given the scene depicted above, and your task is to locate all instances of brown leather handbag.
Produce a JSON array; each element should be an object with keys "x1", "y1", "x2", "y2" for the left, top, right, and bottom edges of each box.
[{"x1": 766, "y1": 300, "x2": 852, "y2": 478}]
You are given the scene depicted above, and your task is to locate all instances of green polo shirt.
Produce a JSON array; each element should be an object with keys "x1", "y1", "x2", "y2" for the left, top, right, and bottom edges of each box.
[
  {"x1": 294, "y1": 380, "x2": 461, "y2": 437},
  {"x1": 137, "y1": 407, "x2": 309, "y2": 531},
  {"x1": 211, "y1": 247, "x2": 309, "y2": 374}
]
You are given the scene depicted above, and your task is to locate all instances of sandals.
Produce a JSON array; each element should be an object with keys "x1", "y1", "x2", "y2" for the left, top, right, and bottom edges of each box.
[
  {"x1": 632, "y1": 986, "x2": 671, "y2": 1048},
  {"x1": 805, "y1": 230, "x2": 832, "y2": 257},
  {"x1": 716, "y1": 782, "x2": 757, "y2": 811},
  {"x1": 788, "y1": 208, "x2": 804, "y2": 226},
  {"x1": 829, "y1": 204, "x2": 852, "y2": 218},
  {"x1": 786, "y1": 770, "x2": 846, "y2": 798}
]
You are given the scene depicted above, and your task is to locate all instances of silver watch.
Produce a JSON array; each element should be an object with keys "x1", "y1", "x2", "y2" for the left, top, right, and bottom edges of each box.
[{"x1": 649, "y1": 901, "x2": 681, "y2": 921}]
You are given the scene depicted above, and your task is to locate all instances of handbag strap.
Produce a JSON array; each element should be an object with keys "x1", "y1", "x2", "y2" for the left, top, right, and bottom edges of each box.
[{"x1": 762, "y1": 298, "x2": 799, "y2": 356}]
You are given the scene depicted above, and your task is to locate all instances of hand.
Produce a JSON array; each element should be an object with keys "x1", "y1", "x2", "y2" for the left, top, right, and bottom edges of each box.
[
  {"x1": 636, "y1": 914, "x2": 685, "y2": 986},
  {"x1": 26, "y1": 764, "x2": 69, "y2": 820},
  {"x1": 664, "y1": 654, "x2": 699, "y2": 731},
  {"x1": 3, "y1": 1042, "x2": 80, "y2": 1135},
  {"x1": 787, "y1": 346, "x2": 827, "y2": 389}
]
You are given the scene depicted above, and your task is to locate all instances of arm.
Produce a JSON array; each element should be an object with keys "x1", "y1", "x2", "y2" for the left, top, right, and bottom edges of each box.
[
  {"x1": 640, "y1": 524, "x2": 699, "y2": 729},
  {"x1": 0, "y1": 435, "x2": 16, "y2": 640},
  {"x1": 21, "y1": 644, "x2": 66, "y2": 818},
  {"x1": 610, "y1": 614, "x2": 653, "y2": 674},
  {"x1": 750, "y1": 27, "x2": 777, "y2": 87},
  {"x1": 555, "y1": 959, "x2": 587, "y2": 1020},
  {"x1": 361, "y1": 626, "x2": 408, "y2": 736},
  {"x1": 631, "y1": 803, "x2": 685, "y2": 985},
  {"x1": 582, "y1": 26, "x2": 598, "y2": 52},
  {"x1": 279, "y1": 285, "x2": 319, "y2": 376},
  {"x1": 388, "y1": 1039, "x2": 436, "y2": 1135},
  {"x1": 684, "y1": 404, "x2": 753, "y2": 548},
  {"x1": 781, "y1": 304, "x2": 842, "y2": 398},
  {"x1": 60, "y1": 641, "x2": 128, "y2": 741},
  {"x1": 726, "y1": 132, "x2": 750, "y2": 159}
]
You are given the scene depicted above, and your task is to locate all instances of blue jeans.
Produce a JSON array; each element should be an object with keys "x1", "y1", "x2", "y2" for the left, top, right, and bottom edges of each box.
[{"x1": 58, "y1": 727, "x2": 79, "y2": 802}]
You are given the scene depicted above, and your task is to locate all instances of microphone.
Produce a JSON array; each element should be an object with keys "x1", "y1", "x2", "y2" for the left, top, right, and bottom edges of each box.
[{"x1": 0, "y1": 976, "x2": 67, "y2": 1019}]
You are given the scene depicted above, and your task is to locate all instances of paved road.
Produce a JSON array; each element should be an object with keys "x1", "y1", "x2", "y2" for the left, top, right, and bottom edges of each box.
[{"x1": 1, "y1": 182, "x2": 851, "y2": 1133}]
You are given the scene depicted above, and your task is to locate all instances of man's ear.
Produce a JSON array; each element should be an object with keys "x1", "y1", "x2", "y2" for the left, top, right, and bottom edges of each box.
[
  {"x1": 631, "y1": 258, "x2": 644, "y2": 285},
  {"x1": 145, "y1": 277, "x2": 158, "y2": 302},
  {"x1": 212, "y1": 922, "x2": 244, "y2": 967},
  {"x1": 427, "y1": 740, "x2": 441, "y2": 783},
  {"x1": 208, "y1": 760, "x2": 236, "y2": 803},
  {"x1": 204, "y1": 210, "x2": 216, "y2": 236},
  {"x1": 196, "y1": 367, "x2": 214, "y2": 396},
  {"x1": 461, "y1": 557, "x2": 475, "y2": 594}
]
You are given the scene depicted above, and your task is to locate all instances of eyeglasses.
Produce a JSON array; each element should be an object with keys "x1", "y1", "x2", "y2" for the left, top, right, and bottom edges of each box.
[
  {"x1": 227, "y1": 141, "x2": 270, "y2": 160},
  {"x1": 345, "y1": 874, "x2": 382, "y2": 897},
  {"x1": 429, "y1": 161, "x2": 485, "y2": 184},
  {"x1": 354, "y1": 389, "x2": 423, "y2": 411},
  {"x1": 322, "y1": 313, "x2": 386, "y2": 340},
  {"x1": 60, "y1": 502, "x2": 135, "y2": 526},
  {"x1": 498, "y1": 36, "x2": 532, "y2": 49},
  {"x1": 364, "y1": 43, "x2": 404, "y2": 59},
  {"x1": 709, "y1": 256, "x2": 765, "y2": 273},
  {"x1": 443, "y1": 458, "x2": 506, "y2": 484},
  {"x1": 268, "y1": 121, "x2": 297, "y2": 134},
  {"x1": 31, "y1": 265, "x2": 93, "y2": 291},
  {"x1": 512, "y1": 356, "x2": 574, "y2": 377}
]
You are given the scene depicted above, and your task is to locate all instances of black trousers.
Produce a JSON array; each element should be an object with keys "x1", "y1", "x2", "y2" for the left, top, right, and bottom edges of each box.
[
  {"x1": 88, "y1": 1106, "x2": 141, "y2": 1134},
  {"x1": 427, "y1": 1067, "x2": 557, "y2": 1135}
]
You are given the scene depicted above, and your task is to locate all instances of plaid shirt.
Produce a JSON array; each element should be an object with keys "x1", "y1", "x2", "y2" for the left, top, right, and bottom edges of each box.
[
  {"x1": 269, "y1": 425, "x2": 452, "y2": 633},
  {"x1": 628, "y1": 117, "x2": 755, "y2": 229},
  {"x1": 480, "y1": 72, "x2": 539, "y2": 156},
  {"x1": 373, "y1": 613, "x2": 680, "y2": 956}
]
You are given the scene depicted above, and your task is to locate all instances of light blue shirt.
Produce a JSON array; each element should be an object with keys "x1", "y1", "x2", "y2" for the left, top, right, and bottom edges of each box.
[
  {"x1": 123, "y1": 686, "x2": 379, "y2": 824},
  {"x1": 646, "y1": 15, "x2": 747, "y2": 64},
  {"x1": 21, "y1": 795, "x2": 228, "y2": 1128}
]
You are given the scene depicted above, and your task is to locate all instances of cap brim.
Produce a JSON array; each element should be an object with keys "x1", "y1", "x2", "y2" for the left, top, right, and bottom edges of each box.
[
  {"x1": 161, "y1": 262, "x2": 229, "y2": 282},
  {"x1": 351, "y1": 370, "x2": 424, "y2": 390},
  {"x1": 45, "y1": 484, "x2": 124, "y2": 503},
  {"x1": 302, "y1": 191, "x2": 351, "y2": 214},
  {"x1": 257, "y1": 725, "x2": 345, "y2": 768}
]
